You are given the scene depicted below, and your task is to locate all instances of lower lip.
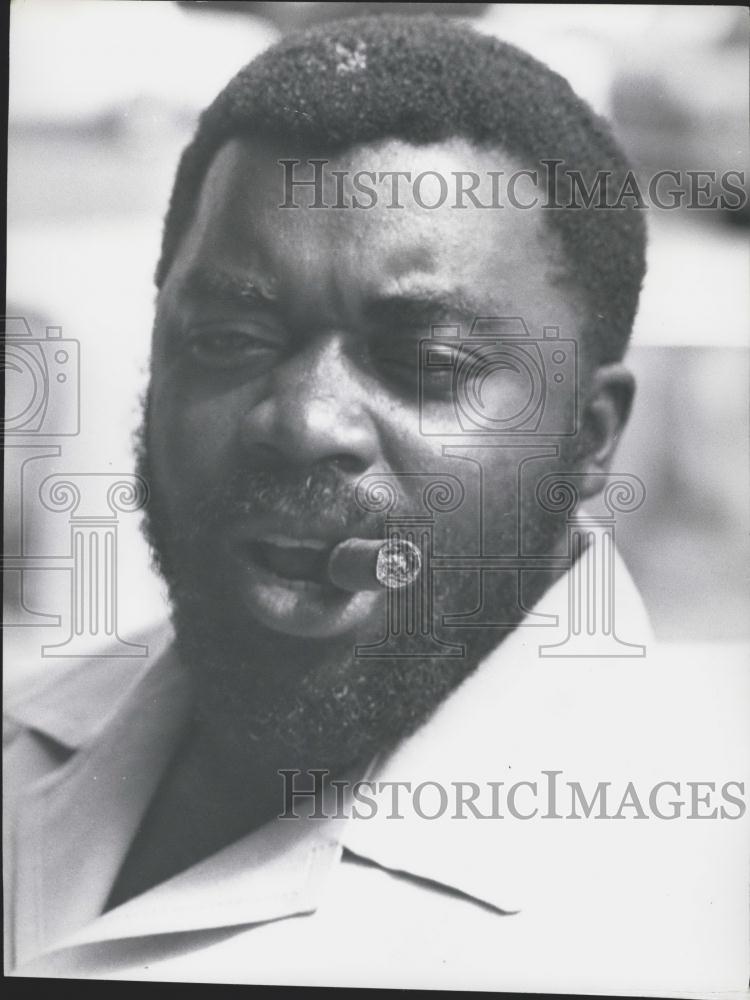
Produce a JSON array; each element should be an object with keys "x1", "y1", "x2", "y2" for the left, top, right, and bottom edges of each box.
[{"x1": 222, "y1": 537, "x2": 382, "y2": 639}]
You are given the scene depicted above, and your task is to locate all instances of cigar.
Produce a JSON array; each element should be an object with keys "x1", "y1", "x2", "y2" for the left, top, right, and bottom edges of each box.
[{"x1": 327, "y1": 538, "x2": 422, "y2": 592}]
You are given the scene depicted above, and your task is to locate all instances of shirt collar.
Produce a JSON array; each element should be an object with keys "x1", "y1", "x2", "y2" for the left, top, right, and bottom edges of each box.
[
  {"x1": 8, "y1": 634, "x2": 192, "y2": 966},
  {"x1": 5, "y1": 622, "x2": 175, "y2": 750},
  {"x1": 340, "y1": 531, "x2": 654, "y2": 912}
]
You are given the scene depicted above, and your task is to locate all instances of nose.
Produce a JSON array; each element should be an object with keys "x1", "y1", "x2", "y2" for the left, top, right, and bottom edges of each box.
[{"x1": 238, "y1": 335, "x2": 380, "y2": 473}]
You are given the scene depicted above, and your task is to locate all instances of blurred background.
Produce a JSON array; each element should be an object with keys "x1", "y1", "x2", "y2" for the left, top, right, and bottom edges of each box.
[{"x1": 5, "y1": 1, "x2": 749, "y2": 680}]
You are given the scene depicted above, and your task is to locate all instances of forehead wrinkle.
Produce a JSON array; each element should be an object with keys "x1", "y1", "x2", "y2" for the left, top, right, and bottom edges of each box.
[
  {"x1": 374, "y1": 279, "x2": 511, "y2": 319},
  {"x1": 381, "y1": 242, "x2": 437, "y2": 282}
]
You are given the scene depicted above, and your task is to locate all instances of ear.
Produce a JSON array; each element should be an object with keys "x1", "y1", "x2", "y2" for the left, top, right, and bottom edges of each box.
[{"x1": 576, "y1": 364, "x2": 635, "y2": 496}]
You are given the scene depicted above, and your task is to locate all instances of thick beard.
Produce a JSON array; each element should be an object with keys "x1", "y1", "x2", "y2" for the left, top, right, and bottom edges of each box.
[{"x1": 135, "y1": 392, "x2": 566, "y2": 777}]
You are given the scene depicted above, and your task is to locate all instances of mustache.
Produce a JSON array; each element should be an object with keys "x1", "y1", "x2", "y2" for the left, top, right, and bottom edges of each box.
[{"x1": 177, "y1": 462, "x2": 380, "y2": 539}]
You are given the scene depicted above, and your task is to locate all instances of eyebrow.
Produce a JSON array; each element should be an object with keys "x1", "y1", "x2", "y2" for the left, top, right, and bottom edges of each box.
[{"x1": 181, "y1": 266, "x2": 278, "y2": 308}]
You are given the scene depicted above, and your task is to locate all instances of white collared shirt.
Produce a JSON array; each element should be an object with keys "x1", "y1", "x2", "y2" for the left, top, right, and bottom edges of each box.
[{"x1": 4, "y1": 540, "x2": 749, "y2": 994}]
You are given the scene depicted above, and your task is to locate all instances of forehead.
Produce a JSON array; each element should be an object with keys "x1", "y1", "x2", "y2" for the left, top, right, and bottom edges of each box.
[{"x1": 165, "y1": 135, "x2": 578, "y2": 327}]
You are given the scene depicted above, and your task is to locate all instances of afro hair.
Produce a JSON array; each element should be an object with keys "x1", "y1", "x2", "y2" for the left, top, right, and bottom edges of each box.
[{"x1": 156, "y1": 13, "x2": 647, "y2": 364}]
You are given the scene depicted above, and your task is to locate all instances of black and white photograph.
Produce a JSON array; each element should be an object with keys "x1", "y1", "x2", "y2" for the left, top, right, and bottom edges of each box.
[{"x1": 4, "y1": 2, "x2": 750, "y2": 995}]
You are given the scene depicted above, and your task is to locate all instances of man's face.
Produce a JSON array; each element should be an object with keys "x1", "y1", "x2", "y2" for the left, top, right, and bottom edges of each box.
[{"x1": 141, "y1": 136, "x2": 588, "y2": 765}]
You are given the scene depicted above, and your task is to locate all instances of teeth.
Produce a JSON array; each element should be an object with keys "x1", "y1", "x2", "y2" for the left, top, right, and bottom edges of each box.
[{"x1": 259, "y1": 535, "x2": 329, "y2": 551}]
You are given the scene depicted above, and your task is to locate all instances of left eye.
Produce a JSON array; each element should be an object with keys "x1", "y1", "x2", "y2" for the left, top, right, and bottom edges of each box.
[{"x1": 185, "y1": 329, "x2": 279, "y2": 370}]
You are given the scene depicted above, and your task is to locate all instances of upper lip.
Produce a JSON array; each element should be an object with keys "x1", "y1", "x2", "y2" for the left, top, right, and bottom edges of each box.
[
  {"x1": 253, "y1": 534, "x2": 330, "y2": 551},
  {"x1": 224, "y1": 516, "x2": 378, "y2": 551}
]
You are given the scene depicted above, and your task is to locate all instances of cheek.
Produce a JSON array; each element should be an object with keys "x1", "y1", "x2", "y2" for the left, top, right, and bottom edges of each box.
[{"x1": 148, "y1": 376, "x2": 242, "y2": 501}]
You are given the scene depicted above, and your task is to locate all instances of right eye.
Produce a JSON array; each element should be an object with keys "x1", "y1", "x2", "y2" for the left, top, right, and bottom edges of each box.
[{"x1": 185, "y1": 327, "x2": 281, "y2": 370}]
